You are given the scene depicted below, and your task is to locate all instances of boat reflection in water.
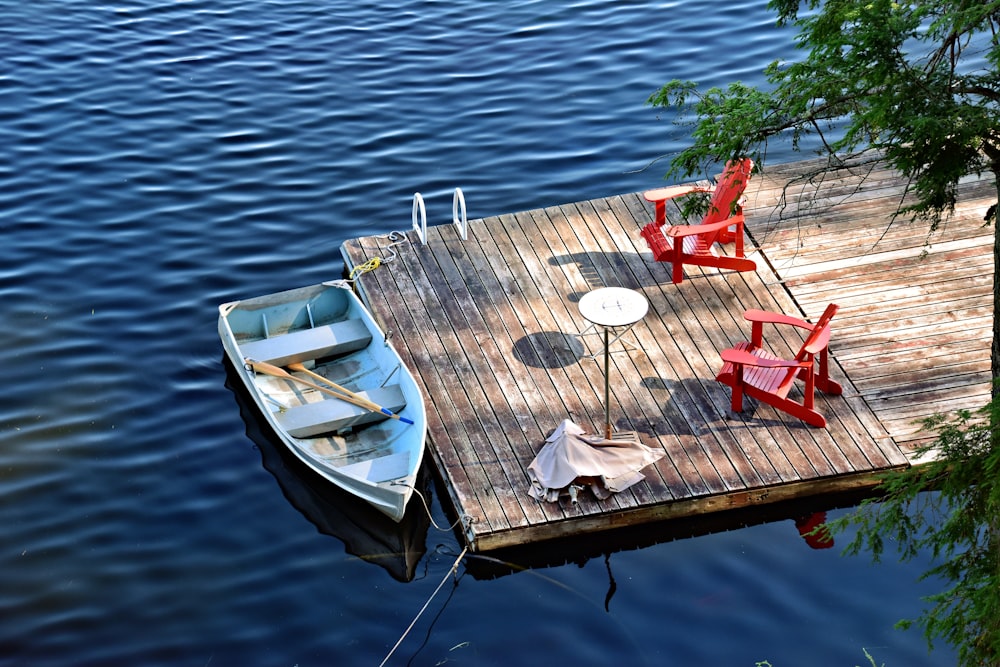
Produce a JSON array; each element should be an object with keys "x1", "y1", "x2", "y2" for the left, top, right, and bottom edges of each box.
[{"x1": 224, "y1": 359, "x2": 430, "y2": 582}]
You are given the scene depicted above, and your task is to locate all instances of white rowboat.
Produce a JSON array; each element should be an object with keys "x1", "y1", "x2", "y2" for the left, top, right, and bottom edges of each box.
[{"x1": 219, "y1": 280, "x2": 426, "y2": 522}]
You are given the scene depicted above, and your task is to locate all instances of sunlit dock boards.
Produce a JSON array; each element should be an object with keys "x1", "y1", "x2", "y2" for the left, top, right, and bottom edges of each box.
[{"x1": 340, "y1": 157, "x2": 994, "y2": 552}]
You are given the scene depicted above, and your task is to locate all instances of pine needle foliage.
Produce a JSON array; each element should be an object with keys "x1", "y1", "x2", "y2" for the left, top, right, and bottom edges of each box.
[
  {"x1": 648, "y1": 1, "x2": 1000, "y2": 663},
  {"x1": 649, "y1": 1, "x2": 1000, "y2": 230},
  {"x1": 829, "y1": 401, "x2": 1000, "y2": 666}
]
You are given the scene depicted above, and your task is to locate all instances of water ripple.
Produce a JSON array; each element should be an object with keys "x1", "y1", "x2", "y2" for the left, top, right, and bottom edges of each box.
[{"x1": 0, "y1": 1, "x2": 953, "y2": 665}]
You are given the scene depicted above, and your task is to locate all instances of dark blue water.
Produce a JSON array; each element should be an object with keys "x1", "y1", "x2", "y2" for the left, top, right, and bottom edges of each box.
[{"x1": 1, "y1": 1, "x2": 954, "y2": 665}]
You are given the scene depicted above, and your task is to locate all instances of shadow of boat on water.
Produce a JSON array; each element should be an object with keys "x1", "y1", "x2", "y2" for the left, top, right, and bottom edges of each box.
[{"x1": 222, "y1": 357, "x2": 431, "y2": 583}]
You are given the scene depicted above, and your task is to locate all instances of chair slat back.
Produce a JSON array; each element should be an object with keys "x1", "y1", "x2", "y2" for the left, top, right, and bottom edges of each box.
[
  {"x1": 796, "y1": 303, "x2": 839, "y2": 360},
  {"x1": 703, "y1": 158, "x2": 754, "y2": 226}
]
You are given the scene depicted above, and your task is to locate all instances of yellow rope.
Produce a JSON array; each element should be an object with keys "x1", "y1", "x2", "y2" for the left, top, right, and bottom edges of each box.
[
  {"x1": 351, "y1": 230, "x2": 408, "y2": 281},
  {"x1": 349, "y1": 256, "x2": 381, "y2": 280}
]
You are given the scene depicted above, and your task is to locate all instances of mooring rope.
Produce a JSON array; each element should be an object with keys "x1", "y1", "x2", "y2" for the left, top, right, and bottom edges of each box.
[
  {"x1": 353, "y1": 230, "x2": 409, "y2": 282},
  {"x1": 378, "y1": 545, "x2": 468, "y2": 667},
  {"x1": 348, "y1": 255, "x2": 382, "y2": 280},
  {"x1": 380, "y1": 230, "x2": 408, "y2": 263},
  {"x1": 391, "y1": 480, "x2": 470, "y2": 533}
]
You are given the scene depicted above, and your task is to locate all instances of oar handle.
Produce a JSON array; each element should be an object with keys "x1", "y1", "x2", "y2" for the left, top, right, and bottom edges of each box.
[
  {"x1": 245, "y1": 358, "x2": 295, "y2": 381},
  {"x1": 245, "y1": 357, "x2": 369, "y2": 409}
]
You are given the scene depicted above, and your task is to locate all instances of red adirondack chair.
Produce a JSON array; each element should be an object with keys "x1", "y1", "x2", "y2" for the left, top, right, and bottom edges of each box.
[
  {"x1": 715, "y1": 303, "x2": 843, "y2": 428},
  {"x1": 639, "y1": 158, "x2": 757, "y2": 284}
]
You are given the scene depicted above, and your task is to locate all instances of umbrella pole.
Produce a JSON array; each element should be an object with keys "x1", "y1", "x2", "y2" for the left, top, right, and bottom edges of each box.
[{"x1": 604, "y1": 327, "x2": 612, "y2": 439}]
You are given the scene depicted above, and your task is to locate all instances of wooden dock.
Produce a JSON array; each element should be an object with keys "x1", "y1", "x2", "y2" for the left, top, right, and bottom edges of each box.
[{"x1": 340, "y1": 157, "x2": 994, "y2": 552}]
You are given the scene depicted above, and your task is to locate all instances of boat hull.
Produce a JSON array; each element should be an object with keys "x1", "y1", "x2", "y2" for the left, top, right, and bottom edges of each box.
[{"x1": 218, "y1": 281, "x2": 426, "y2": 522}]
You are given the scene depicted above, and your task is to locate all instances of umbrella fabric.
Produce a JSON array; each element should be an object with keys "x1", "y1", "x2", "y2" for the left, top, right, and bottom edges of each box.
[{"x1": 528, "y1": 419, "x2": 665, "y2": 502}]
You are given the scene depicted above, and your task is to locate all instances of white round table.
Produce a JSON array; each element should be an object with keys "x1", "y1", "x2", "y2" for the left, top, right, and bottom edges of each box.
[
  {"x1": 578, "y1": 287, "x2": 649, "y2": 438},
  {"x1": 578, "y1": 287, "x2": 649, "y2": 330}
]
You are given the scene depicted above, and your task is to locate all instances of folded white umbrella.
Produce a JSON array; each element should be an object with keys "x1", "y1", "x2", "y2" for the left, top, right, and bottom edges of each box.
[{"x1": 528, "y1": 419, "x2": 664, "y2": 503}]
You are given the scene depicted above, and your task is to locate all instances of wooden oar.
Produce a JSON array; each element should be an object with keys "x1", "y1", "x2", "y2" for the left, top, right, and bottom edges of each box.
[
  {"x1": 244, "y1": 358, "x2": 414, "y2": 425},
  {"x1": 286, "y1": 362, "x2": 385, "y2": 413}
]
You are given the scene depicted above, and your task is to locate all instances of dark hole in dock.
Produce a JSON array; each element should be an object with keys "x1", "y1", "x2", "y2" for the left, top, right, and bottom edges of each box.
[{"x1": 512, "y1": 332, "x2": 585, "y2": 368}]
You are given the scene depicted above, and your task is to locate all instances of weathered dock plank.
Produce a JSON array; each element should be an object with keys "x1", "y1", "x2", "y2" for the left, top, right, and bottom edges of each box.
[
  {"x1": 744, "y1": 158, "x2": 994, "y2": 447},
  {"x1": 341, "y1": 157, "x2": 992, "y2": 551}
]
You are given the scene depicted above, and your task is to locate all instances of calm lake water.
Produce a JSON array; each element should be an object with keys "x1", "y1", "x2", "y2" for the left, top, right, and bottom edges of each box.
[{"x1": 1, "y1": 1, "x2": 956, "y2": 665}]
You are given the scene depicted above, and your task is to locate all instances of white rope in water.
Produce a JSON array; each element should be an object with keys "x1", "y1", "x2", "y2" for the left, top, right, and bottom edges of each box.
[
  {"x1": 392, "y1": 480, "x2": 469, "y2": 532},
  {"x1": 378, "y1": 545, "x2": 468, "y2": 667}
]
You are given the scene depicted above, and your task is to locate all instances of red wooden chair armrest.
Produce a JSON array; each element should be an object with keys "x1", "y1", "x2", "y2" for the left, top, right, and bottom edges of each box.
[
  {"x1": 803, "y1": 327, "x2": 833, "y2": 355},
  {"x1": 720, "y1": 348, "x2": 810, "y2": 369},
  {"x1": 643, "y1": 184, "x2": 714, "y2": 204},
  {"x1": 742, "y1": 309, "x2": 812, "y2": 331},
  {"x1": 664, "y1": 213, "x2": 743, "y2": 239}
]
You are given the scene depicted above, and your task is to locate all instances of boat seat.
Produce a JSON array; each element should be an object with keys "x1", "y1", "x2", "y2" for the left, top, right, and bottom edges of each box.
[
  {"x1": 337, "y1": 450, "x2": 411, "y2": 483},
  {"x1": 240, "y1": 318, "x2": 372, "y2": 367},
  {"x1": 276, "y1": 384, "x2": 406, "y2": 438}
]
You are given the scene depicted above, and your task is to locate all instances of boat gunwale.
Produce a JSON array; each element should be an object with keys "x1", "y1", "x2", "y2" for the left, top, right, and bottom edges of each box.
[{"x1": 218, "y1": 281, "x2": 427, "y2": 522}]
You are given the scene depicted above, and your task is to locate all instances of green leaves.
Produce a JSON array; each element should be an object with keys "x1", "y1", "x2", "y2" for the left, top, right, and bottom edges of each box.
[
  {"x1": 647, "y1": 0, "x2": 1000, "y2": 227},
  {"x1": 648, "y1": 2, "x2": 1000, "y2": 664},
  {"x1": 830, "y1": 403, "x2": 1000, "y2": 666},
  {"x1": 647, "y1": 80, "x2": 779, "y2": 181}
]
